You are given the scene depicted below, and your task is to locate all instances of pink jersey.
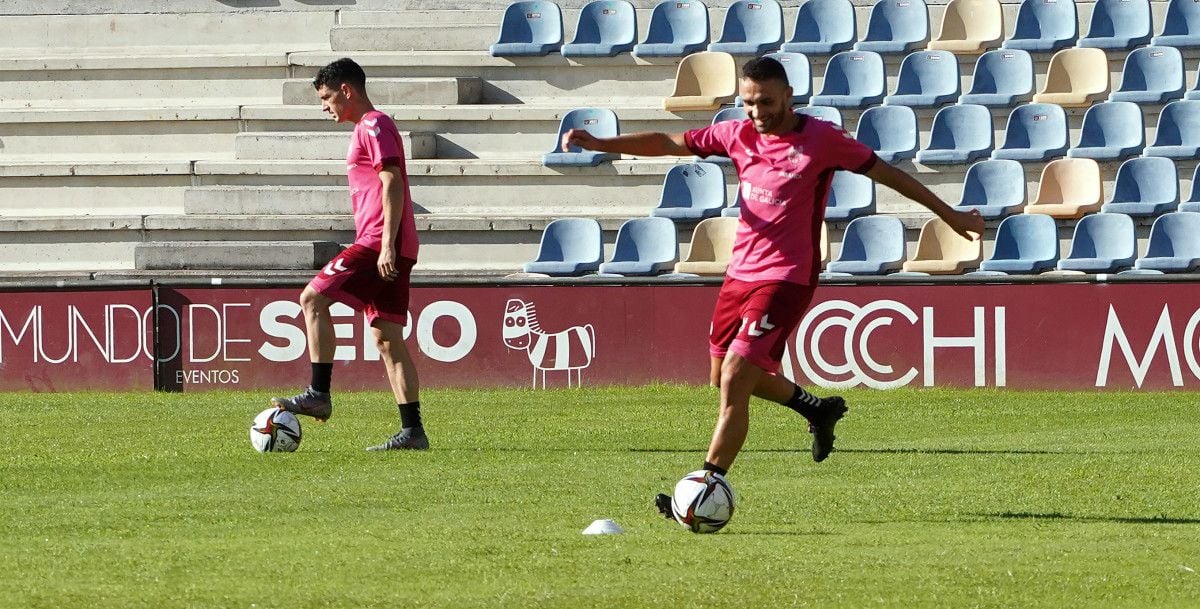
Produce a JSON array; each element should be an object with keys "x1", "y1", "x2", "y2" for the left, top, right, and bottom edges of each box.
[
  {"x1": 347, "y1": 109, "x2": 419, "y2": 261},
  {"x1": 685, "y1": 117, "x2": 876, "y2": 285}
]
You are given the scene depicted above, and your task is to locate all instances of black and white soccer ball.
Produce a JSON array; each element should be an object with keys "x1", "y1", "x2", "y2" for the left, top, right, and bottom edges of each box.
[
  {"x1": 671, "y1": 470, "x2": 736, "y2": 533},
  {"x1": 249, "y1": 408, "x2": 302, "y2": 453}
]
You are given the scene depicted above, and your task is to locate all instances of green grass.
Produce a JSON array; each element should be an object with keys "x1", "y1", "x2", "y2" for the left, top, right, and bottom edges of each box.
[{"x1": 2, "y1": 386, "x2": 1198, "y2": 609}]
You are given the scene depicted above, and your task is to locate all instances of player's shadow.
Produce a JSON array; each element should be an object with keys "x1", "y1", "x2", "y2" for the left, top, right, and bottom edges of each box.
[
  {"x1": 838, "y1": 447, "x2": 1100, "y2": 456},
  {"x1": 980, "y1": 511, "x2": 1200, "y2": 525}
]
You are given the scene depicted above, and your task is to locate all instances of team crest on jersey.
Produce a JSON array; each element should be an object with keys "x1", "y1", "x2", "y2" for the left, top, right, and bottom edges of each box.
[{"x1": 787, "y1": 145, "x2": 805, "y2": 165}]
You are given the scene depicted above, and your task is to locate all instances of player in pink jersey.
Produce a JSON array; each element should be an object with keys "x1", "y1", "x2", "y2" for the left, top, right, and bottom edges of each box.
[
  {"x1": 564, "y1": 57, "x2": 984, "y2": 516},
  {"x1": 271, "y1": 58, "x2": 429, "y2": 451}
]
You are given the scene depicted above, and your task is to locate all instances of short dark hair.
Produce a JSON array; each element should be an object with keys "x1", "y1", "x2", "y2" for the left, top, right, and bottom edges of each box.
[
  {"x1": 313, "y1": 57, "x2": 367, "y2": 92},
  {"x1": 740, "y1": 57, "x2": 790, "y2": 87}
]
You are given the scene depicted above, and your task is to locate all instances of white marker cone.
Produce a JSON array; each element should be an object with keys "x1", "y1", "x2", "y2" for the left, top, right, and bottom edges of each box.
[{"x1": 582, "y1": 519, "x2": 624, "y2": 535}]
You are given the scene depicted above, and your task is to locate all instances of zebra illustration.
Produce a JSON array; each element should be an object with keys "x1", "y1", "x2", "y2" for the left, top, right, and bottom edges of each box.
[{"x1": 503, "y1": 299, "x2": 596, "y2": 388}]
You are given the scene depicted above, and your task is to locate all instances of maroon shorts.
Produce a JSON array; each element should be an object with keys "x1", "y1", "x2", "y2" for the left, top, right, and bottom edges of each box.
[
  {"x1": 308, "y1": 243, "x2": 415, "y2": 326},
  {"x1": 709, "y1": 277, "x2": 816, "y2": 374}
]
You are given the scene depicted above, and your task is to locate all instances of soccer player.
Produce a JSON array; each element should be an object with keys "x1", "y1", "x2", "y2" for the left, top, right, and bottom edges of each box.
[
  {"x1": 271, "y1": 58, "x2": 429, "y2": 451},
  {"x1": 562, "y1": 57, "x2": 984, "y2": 513}
]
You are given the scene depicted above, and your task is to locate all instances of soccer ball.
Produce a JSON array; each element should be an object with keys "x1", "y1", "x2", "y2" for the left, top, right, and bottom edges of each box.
[
  {"x1": 671, "y1": 470, "x2": 736, "y2": 533},
  {"x1": 249, "y1": 407, "x2": 302, "y2": 453}
]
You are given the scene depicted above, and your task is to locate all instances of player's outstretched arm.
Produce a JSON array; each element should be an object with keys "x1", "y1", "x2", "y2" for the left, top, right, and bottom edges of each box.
[
  {"x1": 561, "y1": 129, "x2": 691, "y2": 157},
  {"x1": 864, "y1": 160, "x2": 985, "y2": 241}
]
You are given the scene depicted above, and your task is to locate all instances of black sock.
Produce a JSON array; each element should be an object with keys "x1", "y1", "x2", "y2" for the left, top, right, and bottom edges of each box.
[
  {"x1": 783, "y1": 385, "x2": 822, "y2": 420},
  {"x1": 702, "y1": 461, "x2": 728, "y2": 477},
  {"x1": 310, "y1": 363, "x2": 333, "y2": 394},
  {"x1": 398, "y1": 401, "x2": 423, "y2": 432}
]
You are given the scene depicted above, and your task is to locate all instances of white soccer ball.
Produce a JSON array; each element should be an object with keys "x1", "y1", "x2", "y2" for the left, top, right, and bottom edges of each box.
[
  {"x1": 249, "y1": 408, "x2": 302, "y2": 453},
  {"x1": 671, "y1": 470, "x2": 736, "y2": 533}
]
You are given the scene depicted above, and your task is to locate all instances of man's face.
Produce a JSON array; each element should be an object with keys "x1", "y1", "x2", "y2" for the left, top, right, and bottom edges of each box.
[
  {"x1": 739, "y1": 77, "x2": 793, "y2": 135},
  {"x1": 317, "y1": 83, "x2": 352, "y2": 122}
]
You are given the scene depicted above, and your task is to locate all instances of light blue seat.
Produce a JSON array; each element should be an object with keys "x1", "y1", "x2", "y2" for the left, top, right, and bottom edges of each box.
[
  {"x1": 854, "y1": 0, "x2": 929, "y2": 54},
  {"x1": 1108, "y1": 46, "x2": 1185, "y2": 104},
  {"x1": 1056, "y1": 213, "x2": 1137, "y2": 273},
  {"x1": 1186, "y1": 65, "x2": 1200, "y2": 100},
  {"x1": 782, "y1": 0, "x2": 856, "y2": 55},
  {"x1": 708, "y1": 0, "x2": 784, "y2": 56},
  {"x1": 490, "y1": 1, "x2": 565, "y2": 57},
  {"x1": 1180, "y1": 164, "x2": 1200, "y2": 211},
  {"x1": 1002, "y1": 0, "x2": 1077, "y2": 52},
  {"x1": 562, "y1": 0, "x2": 637, "y2": 57},
  {"x1": 955, "y1": 159, "x2": 1026, "y2": 219},
  {"x1": 1134, "y1": 212, "x2": 1200, "y2": 272},
  {"x1": 597, "y1": 217, "x2": 680, "y2": 275},
  {"x1": 1144, "y1": 100, "x2": 1200, "y2": 159},
  {"x1": 856, "y1": 105, "x2": 918, "y2": 162},
  {"x1": 734, "y1": 52, "x2": 811, "y2": 105},
  {"x1": 1067, "y1": 101, "x2": 1145, "y2": 161},
  {"x1": 824, "y1": 170, "x2": 876, "y2": 221},
  {"x1": 916, "y1": 103, "x2": 993, "y2": 164},
  {"x1": 883, "y1": 50, "x2": 960, "y2": 107},
  {"x1": 523, "y1": 218, "x2": 604, "y2": 275},
  {"x1": 979, "y1": 214, "x2": 1059, "y2": 274},
  {"x1": 543, "y1": 108, "x2": 619, "y2": 166},
  {"x1": 992, "y1": 103, "x2": 1069, "y2": 162},
  {"x1": 634, "y1": 0, "x2": 710, "y2": 57},
  {"x1": 810, "y1": 50, "x2": 886, "y2": 107},
  {"x1": 698, "y1": 107, "x2": 747, "y2": 164},
  {"x1": 650, "y1": 162, "x2": 727, "y2": 220},
  {"x1": 1153, "y1": 0, "x2": 1200, "y2": 48},
  {"x1": 959, "y1": 49, "x2": 1034, "y2": 107},
  {"x1": 826, "y1": 215, "x2": 907, "y2": 274},
  {"x1": 1101, "y1": 156, "x2": 1179, "y2": 217},
  {"x1": 796, "y1": 105, "x2": 843, "y2": 125},
  {"x1": 1078, "y1": 0, "x2": 1152, "y2": 50},
  {"x1": 722, "y1": 187, "x2": 742, "y2": 217}
]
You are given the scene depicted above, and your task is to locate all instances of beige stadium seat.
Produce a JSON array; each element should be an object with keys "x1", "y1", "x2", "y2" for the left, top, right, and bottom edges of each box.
[
  {"x1": 926, "y1": 0, "x2": 1003, "y2": 54},
  {"x1": 674, "y1": 216, "x2": 738, "y2": 275},
  {"x1": 901, "y1": 217, "x2": 983, "y2": 274},
  {"x1": 663, "y1": 51, "x2": 737, "y2": 112},
  {"x1": 1024, "y1": 158, "x2": 1104, "y2": 218},
  {"x1": 1032, "y1": 47, "x2": 1110, "y2": 107},
  {"x1": 820, "y1": 221, "x2": 830, "y2": 267}
]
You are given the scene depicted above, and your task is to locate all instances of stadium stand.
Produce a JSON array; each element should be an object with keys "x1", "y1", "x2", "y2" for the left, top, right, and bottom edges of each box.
[
  {"x1": 1002, "y1": 0, "x2": 1078, "y2": 52},
  {"x1": 524, "y1": 218, "x2": 605, "y2": 276},
  {"x1": 1144, "y1": 100, "x2": 1200, "y2": 158},
  {"x1": 650, "y1": 162, "x2": 727, "y2": 220},
  {"x1": 958, "y1": 48, "x2": 1035, "y2": 107},
  {"x1": 562, "y1": 0, "x2": 637, "y2": 57},
  {"x1": 992, "y1": 103, "x2": 1070, "y2": 162},
  {"x1": 883, "y1": 49, "x2": 961, "y2": 107},
  {"x1": 1033, "y1": 47, "x2": 1110, "y2": 107},
  {"x1": 663, "y1": 51, "x2": 737, "y2": 110},
  {"x1": 854, "y1": 0, "x2": 931, "y2": 54},
  {"x1": 1100, "y1": 156, "x2": 1180, "y2": 217},
  {"x1": 707, "y1": 0, "x2": 785, "y2": 56},
  {"x1": 978, "y1": 214, "x2": 1060, "y2": 274},
  {"x1": 673, "y1": 216, "x2": 738, "y2": 275},
  {"x1": 782, "y1": 0, "x2": 857, "y2": 55},
  {"x1": 824, "y1": 170, "x2": 877, "y2": 222},
  {"x1": 543, "y1": 108, "x2": 620, "y2": 166},
  {"x1": 917, "y1": 103, "x2": 994, "y2": 165},
  {"x1": 901, "y1": 217, "x2": 983, "y2": 274},
  {"x1": 1134, "y1": 212, "x2": 1200, "y2": 272},
  {"x1": 825, "y1": 215, "x2": 907, "y2": 275},
  {"x1": 1153, "y1": 0, "x2": 1200, "y2": 48},
  {"x1": 1077, "y1": 0, "x2": 1153, "y2": 50},
  {"x1": 955, "y1": 159, "x2": 1027, "y2": 219},
  {"x1": 1056, "y1": 212, "x2": 1137, "y2": 273},
  {"x1": 796, "y1": 105, "x2": 844, "y2": 125},
  {"x1": 490, "y1": 1, "x2": 565, "y2": 56},
  {"x1": 810, "y1": 50, "x2": 886, "y2": 107},
  {"x1": 927, "y1": 0, "x2": 1003, "y2": 54},
  {"x1": 1067, "y1": 101, "x2": 1147, "y2": 161},
  {"x1": 635, "y1": 0, "x2": 710, "y2": 57},
  {"x1": 1024, "y1": 158, "x2": 1105, "y2": 218},
  {"x1": 597, "y1": 216, "x2": 680, "y2": 275},
  {"x1": 1108, "y1": 45, "x2": 1185, "y2": 104},
  {"x1": 856, "y1": 105, "x2": 919, "y2": 162}
]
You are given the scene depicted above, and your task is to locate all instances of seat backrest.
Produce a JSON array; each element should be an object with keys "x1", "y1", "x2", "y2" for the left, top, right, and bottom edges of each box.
[
  {"x1": 1117, "y1": 46, "x2": 1184, "y2": 93},
  {"x1": 684, "y1": 217, "x2": 739, "y2": 262},
  {"x1": 991, "y1": 213, "x2": 1058, "y2": 261},
  {"x1": 791, "y1": 0, "x2": 856, "y2": 44},
  {"x1": 1011, "y1": 0, "x2": 1077, "y2": 41},
  {"x1": 928, "y1": 103, "x2": 992, "y2": 149},
  {"x1": 537, "y1": 218, "x2": 603, "y2": 263},
  {"x1": 827, "y1": 170, "x2": 875, "y2": 211},
  {"x1": 660, "y1": 162, "x2": 726, "y2": 209},
  {"x1": 1067, "y1": 212, "x2": 1135, "y2": 259},
  {"x1": 644, "y1": 0, "x2": 709, "y2": 45},
  {"x1": 796, "y1": 105, "x2": 843, "y2": 125},
  {"x1": 1077, "y1": 101, "x2": 1143, "y2": 147},
  {"x1": 912, "y1": 217, "x2": 981, "y2": 262},
  {"x1": 763, "y1": 52, "x2": 811, "y2": 97},
  {"x1": 838, "y1": 215, "x2": 906, "y2": 262},
  {"x1": 1042, "y1": 47, "x2": 1108, "y2": 95},
  {"x1": 712, "y1": 106, "x2": 748, "y2": 124},
  {"x1": 611, "y1": 216, "x2": 678, "y2": 263},
  {"x1": 1146, "y1": 212, "x2": 1200, "y2": 257},
  {"x1": 1003, "y1": 102, "x2": 1067, "y2": 149},
  {"x1": 572, "y1": 0, "x2": 636, "y2": 44},
  {"x1": 937, "y1": 0, "x2": 1002, "y2": 42},
  {"x1": 717, "y1": 0, "x2": 784, "y2": 43},
  {"x1": 820, "y1": 51, "x2": 884, "y2": 95},
  {"x1": 1035, "y1": 158, "x2": 1102, "y2": 205},
  {"x1": 552, "y1": 108, "x2": 619, "y2": 152},
  {"x1": 862, "y1": 0, "x2": 929, "y2": 44},
  {"x1": 1161, "y1": 0, "x2": 1200, "y2": 36},
  {"x1": 967, "y1": 49, "x2": 1033, "y2": 96},
  {"x1": 1110, "y1": 156, "x2": 1178, "y2": 203},
  {"x1": 499, "y1": 1, "x2": 564, "y2": 44},
  {"x1": 1084, "y1": 0, "x2": 1151, "y2": 39},
  {"x1": 671, "y1": 51, "x2": 737, "y2": 97},
  {"x1": 1153, "y1": 100, "x2": 1200, "y2": 145},
  {"x1": 893, "y1": 50, "x2": 959, "y2": 95},
  {"x1": 856, "y1": 105, "x2": 917, "y2": 150},
  {"x1": 960, "y1": 159, "x2": 1025, "y2": 207}
]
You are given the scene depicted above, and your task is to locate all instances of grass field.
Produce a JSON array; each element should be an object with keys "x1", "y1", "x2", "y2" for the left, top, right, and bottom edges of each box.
[{"x1": 2, "y1": 386, "x2": 1198, "y2": 609}]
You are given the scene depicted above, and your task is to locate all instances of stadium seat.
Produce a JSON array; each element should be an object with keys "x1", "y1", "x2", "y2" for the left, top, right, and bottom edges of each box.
[
  {"x1": 674, "y1": 216, "x2": 738, "y2": 275},
  {"x1": 562, "y1": 0, "x2": 637, "y2": 57},
  {"x1": 650, "y1": 162, "x2": 726, "y2": 220},
  {"x1": 597, "y1": 217, "x2": 679, "y2": 275},
  {"x1": 1024, "y1": 157, "x2": 1104, "y2": 219},
  {"x1": 1056, "y1": 213, "x2": 1137, "y2": 273},
  {"x1": 825, "y1": 215, "x2": 907, "y2": 274},
  {"x1": 1181, "y1": 164, "x2": 1200, "y2": 212},
  {"x1": 543, "y1": 108, "x2": 619, "y2": 166},
  {"x1": 819, "y1": 221, "x2": 830, "y2": 266},
  {"x1": 958, "y1": 49, "x2": 1035, "y2": 107},
  {"x1": 782, "y1": 0, "x2": 856, "y2": 55},
  {"x1": 663, "y1": 51, "x2": 737, "y2": 111},
  {"x1": 708, "y1": 0, "x2": 784, "y2": 56},
  {"x1": 955, "y1": 159, "x2": 1026, "y2": 219},
  {"x1": 884, "y1": 50, "x2": 960, "y2": 107},
  {"x1": 1002, "y1": 0, "x2": 1078, "y2": 52},
  {"x1": 1078, "y1": 0, "x2": 1152, "y2": 50},
  {"x1": 698, "y1": 107, "x2": 747, "y2": 164},
  {"x1": 927, "y1": 0, "x2": 1003, "y2": 54},
  {"x1": 796, "y1": 105, "x2": 843, "y2": 125},
  {"x1": 810, "y1": 51, "x2": 886, "y2": 108},
  {"x1": 1153, "y1": 0, "x2": 1200, "y2": 48},
  {"x1": 979, "y1": 214, "x2": 1060, "y2": 273},
  {"x1": 523, "y1": 218, "x2": 604, "y2": 275},
  {"x1": 825, "y1": 170, "x2": 876, "y2": 221},
  {"x1": 992, "y1": 103, "x2": 1069, "y2": 162},
  {"x1": 735, "y1": 52, "x2": 811, "y2": 105},
  {"x1": 856, "y1": 105, "x2": 918, "y2": 162},
  {"x1": 634, "y1": 0, "x2": 710, "y2": 57},
  {"x1": 1108, "y1": 46, "x2": 1185, "y2": 104},
  {"x1": 1143, "y1": 100, "x2": 1200, "y2": 159},
  {"x1": 1032, "y1": 47, "x2": 1110, "y2": 107},
  {"x1": 1101, "y1": 156, "x2": 1179, "y2": 217},
  {"x1": 901, "y1": 217, "x2": 983, "y2": 274},
  {"x1": 722, "y1": 187, "x2": 742, "y2": 217},
  {"x1": 490, "y1": 1, "x2": 565, "y2": 56},
  {"x1": 1186, "y1": 67, "x2": 1200, "y2": 100},
  {"x1": 854, "y1": 0, "x2": 930, "y2": 54},
  {"x1": 916, "y1": 103, "x2": 993, "y2": 165},
  {"x1": 1134, "y1": 212, "x2": 1200, "y2": 272},
  {"x1": 1067, "y1": 101, "x2": 1146, "y2": 161}
]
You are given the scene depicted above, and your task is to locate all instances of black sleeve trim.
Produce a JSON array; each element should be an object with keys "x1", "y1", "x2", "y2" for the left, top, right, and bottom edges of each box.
[{"x1": 851, "y1": 153, "x2": 880, "y2": 175}]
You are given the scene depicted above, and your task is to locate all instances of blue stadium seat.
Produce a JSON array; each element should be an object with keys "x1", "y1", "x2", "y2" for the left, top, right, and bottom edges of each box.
[
  {"x1": 722, "y1": 187, "x2": 742, "y2": 217},
  {"x1": 810, "y1": 51, "x2": 886, "y2": 107},
  {"x1": 597, "y1": 217, "x2": 679, "y2": 275},
  {"x1": 854, "y1": 0, "x2": 930, "y2": 54},
  {"x1": 1134, "y1": 212, "x2": 1200, "y2": 272},
  {"x1": 490, "y1": 1, "x2": 565, "y2": 57},
  {"x1": 523, "y1": 218, "x2": 604, "y2": 275},
  {"x1": 1144, "y1": 100, "x2": 1200, "y2": 160},
  {"x1": 1187, "y1": 66, "x2": 1200, "y2": 100},
  {"x1": 1078, "y1": 0, "x2": 1152, "y2": 50},
  {"x1": 955, "y1": 159, "x2": 1026, "y2": 219},
  {"x1": 1181, "y1": 164, "x2": 1200, "y2": 211},
  {"x1": 1153, "y1": 0, "x2": 1200, "y2": 48},
  {"x1": 708, "y1": 0, "x2": 784, "y2": 56},
  {"x1": 884, "y1": 50, "x2": 960, "y2": 107},
  {"x1": 916, "y1": 103, "x2": 993, "y2": 165},
  {"x1": 634, "y1": 0, "x2": 710, "y2": 57},
  {"x1": 735, "y1": 52, "x2": 811, "y2": 105},
  {"x1": 562, "y1": 0, "x2": 637, "y2": 57},
  {"x1": 856, "y1": 105, "x2": 918, "y2": 162},
  {"x1": 1108, "y1": 46, "x2": 1185, "y2": 104},
  {"x1": 698, "y1": 107, "x2": 747, "y2": 164},
  {"x1": 1101, "y1": 156, "x2": 1180, "y2": 217},
  {"x1": 958, "y1": 49, "x2": 1034, "y2": 107},
  {"x1": 826, "y1": 215, "x2": 907, "y2": 274},
  {"x1": 543, "y1": 108, "x2": 619, "y2": 166},
  {"x1": 824, "y1": 170, "x2": 876, "y2": 221},
  {"x1": 650, "y1": 162, "x2": 727, "y2": 220},
  {"x1": 1056, "y1": 213, "x2": 1137, "y2": 273},
  {"x1": 782, "y1": 0, "x2": 856, "y2": 55},
  {"x1": 1002, "y1": 0, "x2": 1078, "y2": 52},
  {"x1": 1067, "y1": 101, "x2": 1145, "y2": 161},
  {"x1": 796, "y1": 105, "x2": 843, "y2": 126},
  {"x1": 979, "y1": 214, "x2": 1059, "y2": 274},
  {"x1": 992, "y1": 103, "x2": 1069, "y2": 162}
]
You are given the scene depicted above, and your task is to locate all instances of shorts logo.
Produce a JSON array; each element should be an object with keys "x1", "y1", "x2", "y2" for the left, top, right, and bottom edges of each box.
[
  {"x1": 741, "y1": 314, "x2": 776, "y2": 338},
  {"x1": 322, "y1": 258, "x2": 348, "y2": 276}
]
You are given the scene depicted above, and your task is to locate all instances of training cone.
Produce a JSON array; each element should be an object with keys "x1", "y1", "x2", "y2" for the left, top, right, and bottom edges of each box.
[{"x1": 582, "y1": 519, "x2": 624, "y2": 535}]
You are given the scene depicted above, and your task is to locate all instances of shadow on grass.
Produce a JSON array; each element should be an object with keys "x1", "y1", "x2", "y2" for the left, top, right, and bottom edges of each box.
[
  {"x1": 721, "y1": 530, "x2": 835, "y2": 536},
  {"x1": 982, "y1": 512, "x2": 1200, "y2": 525},
  {"x1": 838, "y1": 448, "x2": 1097, "y2": 456}
]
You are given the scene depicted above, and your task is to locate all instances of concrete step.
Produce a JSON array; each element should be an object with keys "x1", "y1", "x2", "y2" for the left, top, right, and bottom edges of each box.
[
  {"x1": 134, "y1": 240, "x2": 342, "y2": 271},
  {"x1": 331, "y1": 24, "x2": 498, "y2": 52},
  {"x1": 282, "y1": 77, "x2": 483, "y2": 105},
  {"x1": 0, "y1": 11, "x2": 335, "y2": 50},
  {"x1": 233, "y1": 131, "x2": 437, "y2": 160}
]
